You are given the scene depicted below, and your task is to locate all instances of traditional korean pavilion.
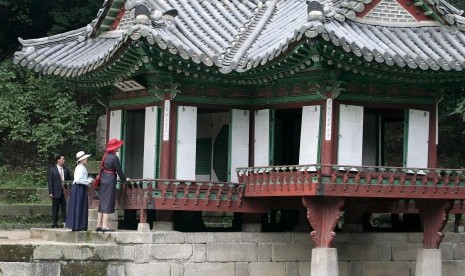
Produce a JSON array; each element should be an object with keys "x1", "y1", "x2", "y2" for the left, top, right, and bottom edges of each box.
[{"x1": 14, "y1": 0, "x2": 465, "y2": 275}]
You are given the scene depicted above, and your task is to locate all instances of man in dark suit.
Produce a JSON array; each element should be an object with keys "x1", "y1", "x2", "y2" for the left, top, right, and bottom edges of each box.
[{"x1": 48, "y1": 154, "x2": 70, "y2": 228}]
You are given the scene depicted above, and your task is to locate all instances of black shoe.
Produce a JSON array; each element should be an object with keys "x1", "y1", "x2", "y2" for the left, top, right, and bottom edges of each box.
[
  {"x1": 101, "y1": 228, "x2": 115, "y2": 233},
  {"x1": 52, "y1": 225, "x2": 58, "y2": 228},
  {"x1": 95, "y1": 227, "x2": 102, "y2": 233}
]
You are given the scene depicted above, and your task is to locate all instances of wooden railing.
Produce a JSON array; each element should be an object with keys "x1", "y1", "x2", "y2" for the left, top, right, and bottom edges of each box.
[
  {"x1": 236, "y1": 164, "x2": 465, "y2": 199},
  {"x1": 62, "y1": 179, "x2": 267, "y2": 213}
]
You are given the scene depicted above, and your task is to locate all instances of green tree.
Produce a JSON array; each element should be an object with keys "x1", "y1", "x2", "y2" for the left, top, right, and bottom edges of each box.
[{"x1": 0, "y1": 60, "x2": 100, "y2": 166}]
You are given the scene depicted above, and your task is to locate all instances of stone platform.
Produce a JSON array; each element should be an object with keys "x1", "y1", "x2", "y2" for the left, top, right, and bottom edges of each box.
[{"x1": 1, "y1": 229, "x2": 465, "y2": 276}]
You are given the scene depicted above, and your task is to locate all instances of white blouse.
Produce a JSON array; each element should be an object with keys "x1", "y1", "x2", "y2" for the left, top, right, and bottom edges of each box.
[{"x1": 73, "y1": 164, "x2": 93, "y2": 186}]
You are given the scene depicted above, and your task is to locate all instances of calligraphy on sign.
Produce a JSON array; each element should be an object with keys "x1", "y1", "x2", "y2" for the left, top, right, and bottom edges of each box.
[
  {"x1": 325, "y1": 98, "x2": 332, "y2": 141},
  {"x1": 163, "y1": 100, "x2": 170, "y2": 141}
]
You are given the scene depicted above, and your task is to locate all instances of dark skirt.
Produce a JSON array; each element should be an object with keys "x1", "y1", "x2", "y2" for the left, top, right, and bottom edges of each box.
[
  {"x1": 66, "y1": 184, "x2": 88, "y2": 231},
  {"x1": 98, "y1": 172, "x2": 116, "y2": 213}
]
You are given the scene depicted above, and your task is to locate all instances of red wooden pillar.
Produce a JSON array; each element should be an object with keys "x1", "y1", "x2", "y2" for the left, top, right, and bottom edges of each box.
[
  {"x1": 160, "y1": 98, "x2": 173, "y2": 179},
  {"x1": 321, "y1": 98, "x2": 337, "y2": 174},
  {"x1": 156, "y1": 97, "x2": 176, "y2": 223},
  {"x1": 427, "y1": 104, "x2": 438, "y2": 168},
  {"x1": 416, "y1": 199, "x2": 453, "y2": 248},
  {"x1": 302, "y1": 196, "x2": 345, "y2": 248}
]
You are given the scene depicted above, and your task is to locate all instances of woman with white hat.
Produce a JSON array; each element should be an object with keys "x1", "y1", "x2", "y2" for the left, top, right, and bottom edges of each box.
[{"x1": 66, "y1": 151, "x2": 93, "y2": 231}]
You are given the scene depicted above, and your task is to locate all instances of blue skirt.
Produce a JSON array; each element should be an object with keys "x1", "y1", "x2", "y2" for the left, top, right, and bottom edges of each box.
[{"x1": 66, "y1": 184, "x2": 88, "y2": 231}]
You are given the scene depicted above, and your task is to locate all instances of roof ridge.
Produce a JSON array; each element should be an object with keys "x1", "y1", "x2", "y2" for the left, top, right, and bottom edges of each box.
[
  {"x1": 19, "y1": 27, "x2": 87, "y2": 47},
  {"x1": 220, "y1": 0, "x2": 279, "y2": 73}
]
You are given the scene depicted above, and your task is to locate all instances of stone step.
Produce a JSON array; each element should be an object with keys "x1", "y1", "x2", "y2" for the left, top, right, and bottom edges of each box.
[{"x1": 29, "y1": 228, "x2": 153, "y2": 244}]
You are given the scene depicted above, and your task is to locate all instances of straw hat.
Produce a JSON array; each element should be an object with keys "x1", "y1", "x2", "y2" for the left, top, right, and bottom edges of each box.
[{"x1": 76, "y1": 151, "x2": 91, "y2": 163}]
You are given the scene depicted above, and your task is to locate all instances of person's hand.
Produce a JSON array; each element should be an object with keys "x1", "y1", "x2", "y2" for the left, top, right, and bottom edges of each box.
[{"x1": 49, "y1": 194, "x2": 53, "y2": 198}]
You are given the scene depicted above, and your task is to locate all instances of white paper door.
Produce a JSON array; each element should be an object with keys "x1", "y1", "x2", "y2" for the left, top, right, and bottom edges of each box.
[
  {"x1": 338, "y1": 105, "x2": 364, "y2": 167},
  {"x1": 299, "y1": 106, "x2": 321, "y2": 169},
  {"x1": 254, "y1": 109, "x2": 270, "y2": 166},
  {"x1": 405, "y1": 109, "x2": 429, "y2": 169},
  {"x1": 143, "y1": 106, "x2": 158, "y2": 179},
  {"x1": 229, "y1": 109, "x2": 250, "y2": 182},
  {"x1": 176, "y1": 106, "x2": 197, "y2": 180},
  {"x1": 109, "y1": 110, "x2": 122, "y2": 158}
]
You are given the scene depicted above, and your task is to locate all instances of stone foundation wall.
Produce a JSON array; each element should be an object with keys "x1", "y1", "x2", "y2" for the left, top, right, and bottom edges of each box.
[{"x1": 1, "y1": 231, "x2": 465, "y2": 276}]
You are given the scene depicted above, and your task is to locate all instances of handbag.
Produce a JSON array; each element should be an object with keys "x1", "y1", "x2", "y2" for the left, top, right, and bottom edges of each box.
[{"x1": 93, "y1": 152, "x2": 107, "y2": 189}]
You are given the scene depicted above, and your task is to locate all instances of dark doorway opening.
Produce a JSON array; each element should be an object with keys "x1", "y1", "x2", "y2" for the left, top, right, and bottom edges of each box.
[
  {"x1": 124, "y1": 110, "x2": 145, "y2": 179},
  {"x1": 273, "y1": 109, "x2": 302, "y2": 166}
]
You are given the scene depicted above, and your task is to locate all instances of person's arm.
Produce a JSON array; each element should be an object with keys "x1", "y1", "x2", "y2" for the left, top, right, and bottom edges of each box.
[
  {"x1": 113, "y1": 157, "x2": 126, "y2": 182},
  {"x1": 64, "y1": 167, "x2": 71, "y2": 181},
  {"x1": 74, "y1": 165, "x2": 93, "y2": 185},
  {"x1": 47, "y1": 168, "x2": 53, "y2": 197}
]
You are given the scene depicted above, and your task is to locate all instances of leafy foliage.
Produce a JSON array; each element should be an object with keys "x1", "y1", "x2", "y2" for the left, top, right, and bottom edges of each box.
[{"x1": 0, "y1": 60, "x2": 102, "y2": 166}]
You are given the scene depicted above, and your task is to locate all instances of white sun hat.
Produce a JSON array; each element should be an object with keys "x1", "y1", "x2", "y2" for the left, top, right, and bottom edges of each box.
[{"x1": 76, "y1": 151, "x2": 92, "y2": 163}]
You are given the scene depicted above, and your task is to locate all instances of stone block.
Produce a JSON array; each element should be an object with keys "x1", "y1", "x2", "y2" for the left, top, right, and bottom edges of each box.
[
  {"x1": 361, "y1": 261, "x2": 411, "y2": 276},
  {"x1": 33, "y1": 262, "x2": 61, "y2": 275},
  {"x1": 134, "y1": 245, "x2": 151, "y2": 263},
  {"x1": 339, "y1": 261, "x2": 349, "y2": 276},
  {"x1": 153, "y1": 221, "x2": 173, "y2": 231},
  {"x1": 92, "y1": 245, "x2": 135, "y2": 261},
  {"x1": 338, "y1": 243, "x2": 380, "y2": 261},
  {"x1": 192, "y1": 244, "x2": 206, "y2": 262},
  {"x1": 416, "y1": 249, "x2": 441, "y2": 276},
  {"x1": 235, "y1": 262, "x2": 248, "y2": 276},
  {"x1": 453, "y1": 242, "x2": 465, "y2": 260},
  {"x1": 379, "y1": 243, "x2": 392, "y2": 261},
  {"x1": 0, "y1": 262, "x2": 33, "y2": 276},
  {"x1": 249, "y1": 262, "x2": 285, "y2": 276},
  {"x1": 442, "y1": 260, "x2": 465, "y2": 276},
  {"x1": 107, "y1": 264, "x2": 125, "y2": 276},
  {"x1": 443, "y1": 233, "x2": 460, "y2": 243},
  {"x1": 207, "y1": 243, "x2": 257, "y2": 262},
  {"x1": 185, "y1": 232, "x2": 215, "y2": 244},
  {"x1": 349, "y1": 261, "x2": 362, "y2": 276},
  {"x1": 407, "y1": 233, "x2": 423, "y2": 243},
  {"x1": 33, "y1": 244, "x2": 63, "y2": 260},
  {"x1": 242, "y1": 223, "x2": 261, "y2": 232},
  {"x1": 152, "y1": 232, "x2": 166, "y2": 243},
  {"x1": 311, "y1": 248, "x2": 339, "y2": 276},
  {"x1": 164, "y1": 232, "x2": 185, "y2": 244},
  {"x1": 286, "y1": 262, "x2": 299, "y2": 276},
  {"x1": 440, "y1": 243, "x2": 453, "y2": 260},
  {"x1": 150, "y1": 244, "x2": 193, "y2": 260},
  {"x1": 34, "y1": 244, "x2": 97, "y2": 260},
  {"x1": 184, "y1": 263, "x2": 235, "y2": 276},
  {"x1": 391, "y1": 243, "x2": 419, "y2": 261},
  {"x1": 88, "y1": 209, "x2": 99, "y2": 220},
  {"x1": 125, "y1": 262, "x2": 170, "y2": 276},
  {"x1": 213, "y1": 232, "x2": 245, "y2": 243},
  {"x1": 113, "y1": 232, "x2": 152, "y2": 244},
  {"x1": 258, "y1": 244, "x2": 272, "y2": 262},
  {"x1": 212, "y1": 232, "x2": 292, "y2": 244},
  {"x1": 292, "y1": 232, "x2": 314, "y2": 244},
  {"x1": 0, "y1": 244, "x2": 34, "y2": 261},
  {"x1": 272, "y1": 243, "x2": 312, "y2": 261},
  {"x1": 137, "y1": 223, "x2": 150, "y2": 232},
  {"x1": 348, "y1": 233, "x2": 407, "y2": 244},
  {"x1": 61, "y1": 261, "x2": 108, "y2": 275},
  {"x1": 170, "y1": 263, "x2": 183, "y2": 276},
  {"x1": 299, "y1": 262, "x2": 311, "y2": 276}
]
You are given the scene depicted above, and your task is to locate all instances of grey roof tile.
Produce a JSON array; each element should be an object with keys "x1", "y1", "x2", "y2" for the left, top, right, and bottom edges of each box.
[{"x1": 13, "y1": 0, "x2": 465, "y2": 78}]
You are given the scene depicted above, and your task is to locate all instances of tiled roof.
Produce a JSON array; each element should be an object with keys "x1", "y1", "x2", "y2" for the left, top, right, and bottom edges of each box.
[{"x1": 13, "y1": 0, "x2": 465, "y2": 79}]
